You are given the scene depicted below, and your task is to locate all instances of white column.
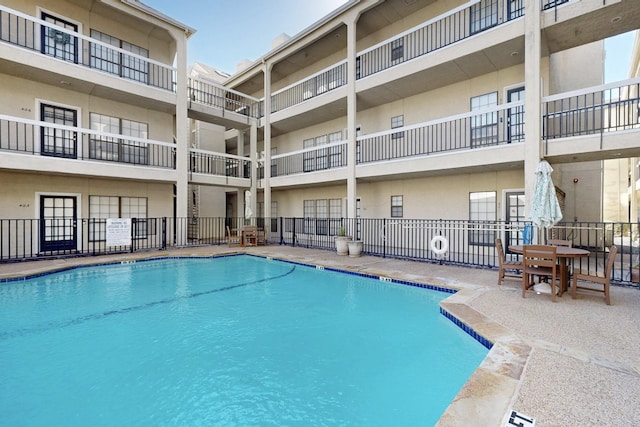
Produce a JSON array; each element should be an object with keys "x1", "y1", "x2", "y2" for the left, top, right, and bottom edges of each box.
[
  {"x1": 174, "y1": 31, "x2": 189, "y2": 219},
  {"x1": 249, "y1": 123, "x2": 258, "y2": 223},
  {"x1": 346, "y1": 18, "x2": 357, "y2": 219},
  {"x1": 524, "y1": 0, "x2": 542, "y2": 217},
  {"x1": 263, "y1": 62, "x2": 273, "y2": 230},
  {"x1": 237, "y1": 130, "x2": 245, "y2": 220}
]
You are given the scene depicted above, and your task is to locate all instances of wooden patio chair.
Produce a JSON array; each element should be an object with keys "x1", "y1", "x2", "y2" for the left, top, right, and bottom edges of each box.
[
  {"x1": 522, "y1": 245, "x2": 558, "y2": 302},
  {"x1": 572, "y1": 246, "x2": 617, "y2": 305},
  {"x1": 256, "y1": 228, "x2": 267, "y2": 246},
  {"x1": 242, "y1": 226, "x2": 258, "y2": 247},
  {"x1": 547, "y1": 239, "x2": 572, "y2": 247},
  {"x1": 226, "y1": 226, "x2": 242, "y2": 247},
  {"x1": 495, "y1": 238, "x2": 522, "y2": 285}
]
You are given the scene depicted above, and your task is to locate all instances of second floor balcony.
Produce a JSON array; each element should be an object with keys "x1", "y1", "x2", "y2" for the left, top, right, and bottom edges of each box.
[
  {"x1": 0, "y1": 114, "x2": 175, "y2": 180},
  {"x1": 188, "y1": 77, "x2": 261, "y2": 126},
  {"x1": 264, "y1": 78, "x2": 640, "y2": 185}
]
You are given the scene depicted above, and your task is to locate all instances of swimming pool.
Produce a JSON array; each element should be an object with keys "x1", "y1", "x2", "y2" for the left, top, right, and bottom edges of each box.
[{"x1": 0, "y1": 255, "x2": 488, "y2": 425}]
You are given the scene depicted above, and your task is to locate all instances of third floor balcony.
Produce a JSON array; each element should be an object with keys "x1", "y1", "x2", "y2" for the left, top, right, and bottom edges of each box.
[{"x1": 0, "y1": 4, "x2": 177, "y2": 109}]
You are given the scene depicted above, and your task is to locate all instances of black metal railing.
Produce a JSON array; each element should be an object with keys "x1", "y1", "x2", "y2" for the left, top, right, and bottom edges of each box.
[
  {"x1": 2, "y1": 217, "x2": 639, "y2": 288},
  {"x1": 189, "y1": 151, "x2": 251, "y2": 179},
  {"x1": 543, "y1": 79, "x2": 640, "y2": 140},
  {"x1": 356, "y1": 0, "x2": 524, "y2": 80},
  {"x1": 357, "y1": 101, "x2": 524, "y2": 164},
  {"x1": 188, "y1": 77, "x2": 261, "y2": 119},
  {"x1": 271, "y1": 142, "x2": 348, "y2": 177},
  {"x1": 271, "y1": 61, "x2": 347, "y2": 113},
  {"x1": 0, "y1": 115, "x2": 175, "y2": 169},
  {"x1": 0, "y1": 5, "x2": 175, "y2": 91}
]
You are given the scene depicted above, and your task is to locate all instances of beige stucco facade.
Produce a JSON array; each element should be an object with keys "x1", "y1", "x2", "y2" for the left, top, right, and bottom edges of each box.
[{"x1": 1, "y1": 0, "x2": 640, "y2": 255}]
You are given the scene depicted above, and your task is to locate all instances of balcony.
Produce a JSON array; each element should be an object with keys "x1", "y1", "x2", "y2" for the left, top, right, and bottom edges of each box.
[
  {"x1": 0, "y1": 114, "x2": 175, "y2": 180},
  {"x1": 188, "y1": 149, "x2": 251, "y2": 187},
  {"x1": 0, "y1": 5, "x2": 176, "y2": 96},
  {"x1": 357, "y1": 100, "x2": 524, "y2": 165},
  {"x1": 357, "y1": 0, "x2": 524, "y2": 81},
  {"x1": 271, "y1": 140, "x2": 348, "y2": 177},
  {"x1": 543, "y1": 78, "x2": 640, "y2": 161},
  {"x1": 271, "y1": 61, "x2": 348, "y2": 114},
  {"x1": 188, "y1": 77, "x2": 261, "y2": 129}
]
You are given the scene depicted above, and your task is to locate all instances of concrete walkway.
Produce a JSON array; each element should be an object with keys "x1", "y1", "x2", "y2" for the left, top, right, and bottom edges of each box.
[{"x1": 1, "y1": 245, "x2": 639, "y2": 426}]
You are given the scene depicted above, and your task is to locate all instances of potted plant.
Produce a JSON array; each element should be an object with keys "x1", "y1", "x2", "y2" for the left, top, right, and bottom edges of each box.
[
  {"x1": 348, "y1": 240, "x2": 363, "y2": 257},
  {"x1": 335, "y1": 226, "x2": 352, "y2": 255}
]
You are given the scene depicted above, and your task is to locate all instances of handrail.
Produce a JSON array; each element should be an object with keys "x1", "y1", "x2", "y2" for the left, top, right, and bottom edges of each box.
[{"x1": 542, "y1": 77, "x2": 640, "y2": 102}]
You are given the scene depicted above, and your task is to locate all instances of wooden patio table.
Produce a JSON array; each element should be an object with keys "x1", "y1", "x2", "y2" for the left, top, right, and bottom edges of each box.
[{"x1": 509, "y1": 244, "x2": 590, "y2": 296}]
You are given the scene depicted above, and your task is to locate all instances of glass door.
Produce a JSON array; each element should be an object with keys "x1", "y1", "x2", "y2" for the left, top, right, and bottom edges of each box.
[
  {"x1": 505, "y1": 191, "x2": 525, "y2": 253},
  {"x1": 40, "y1": 196, "x2": 77, "y2": 252}
]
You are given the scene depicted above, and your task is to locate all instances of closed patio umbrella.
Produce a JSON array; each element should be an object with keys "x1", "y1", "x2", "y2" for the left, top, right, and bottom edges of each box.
[
  {"x1": 244, "y1": 190, "x2": 252, "y2": 219},
  {"x1": 529, "y1": 159, "x2": 563, "y2": 233}
]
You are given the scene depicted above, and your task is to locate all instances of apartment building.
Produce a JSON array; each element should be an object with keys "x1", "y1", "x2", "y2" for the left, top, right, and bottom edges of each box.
[
  {"x1": 0, "y1": 0, "x2": 257, "y2": 256},
  {"x1": 221, "y1": 0, "x2": 640, "y2": 245},
  {"x1": 1, "y1": 0, "x2": 639, "y2": 259}
]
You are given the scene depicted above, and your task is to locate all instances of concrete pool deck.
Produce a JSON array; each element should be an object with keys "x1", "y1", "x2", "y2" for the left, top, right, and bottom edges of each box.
[{"x1": 1, "y1": 245, "x2": 639, "y2": 426}]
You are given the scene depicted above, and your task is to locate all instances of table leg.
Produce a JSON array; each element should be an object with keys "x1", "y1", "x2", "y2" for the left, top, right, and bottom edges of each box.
[{"x1": 558, "y1": 259, "x2": 570, "y2": 296}]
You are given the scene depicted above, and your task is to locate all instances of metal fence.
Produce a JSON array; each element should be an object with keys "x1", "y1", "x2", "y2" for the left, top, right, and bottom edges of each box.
[{"x1": 2, "y1": 216, "x2": 639, "y2": 288}]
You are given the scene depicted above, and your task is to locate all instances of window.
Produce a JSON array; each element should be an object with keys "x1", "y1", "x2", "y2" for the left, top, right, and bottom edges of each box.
[
  {"x1": 41, "y1": 13, "x2": 78, "y2": 63},
  {"x1": 304, "y1": 132, "x2": 344, "y2": 172},
  {"x1": 89, "y1": 196, "x2": 152, "y2": 241},
  {"x1": 470, "y1": 92, "x2": 498, "y2": 147},
  {"x1": 303, "y1": 199, "x2": 342, "y2": 235},
  {"x1": 469, "y1": 191, "x2": 496, "y2": 245},
  {"x1": 391, "y1": 115, "x2": 404, "y2": 140},
  {"x1": 391, "y1": 38, "x2": 404, "y2": 63},
  {"x1": 470, "y1": 0, "x2": 499, "y2": 34},
  {"x1": 303, "y1": 138, "x2": 315, "y2": 172},
  {"x1": 391, "y1": 195, "x2": 403, "y2": 218},
  {"x1": 41, "y1": 104, "x2": 77, "y2": 158},
  {"x1": 90, "y1": 113, "x2": 148, "y2": 164},
  {"x1": 328, "y1": 131, "x2": 343, "y2": 168},
  {"x1": 90, "y1": 30, "x2": 149, "y2": 84}
]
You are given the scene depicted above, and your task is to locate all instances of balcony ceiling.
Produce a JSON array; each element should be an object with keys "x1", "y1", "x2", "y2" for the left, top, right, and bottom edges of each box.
[
  {"x1": 357, "y1": 36, "x2": 525, "y2": 110},
  {"x1": 230, "y1": 0, "x2": 438, "y2": 97},
  {"x1": 357, "y1": 0, "x2": 439, "y2": 40},
  {"x1": 68, "y1": 0, "x2": 174, "y2": 41},
  {"x1": 543, "y1": 0, "x2": 640, "y2": 54},
  {"x1": 0, "y1": 55, "x2": 176, "y2": 113},
  {"x1": 270, "y1": 98, "x2": 347, "y2": 137}
]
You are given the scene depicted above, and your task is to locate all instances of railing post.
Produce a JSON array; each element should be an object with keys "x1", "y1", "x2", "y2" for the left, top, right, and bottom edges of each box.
[
  {"x1": 292, "y1": 217, "x2": 296, "y2": 247},
  {"x1": 131, "y1": 218, "x2": 136, "y2": 253},
  {"x1": 162, "y1": 217, "x2": 167, "y2": 250}
]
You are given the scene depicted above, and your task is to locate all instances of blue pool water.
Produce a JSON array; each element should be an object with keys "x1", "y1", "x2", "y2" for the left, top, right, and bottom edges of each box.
[{"x1": 0, "y1": 255, "x2": 488, "y2": 426}]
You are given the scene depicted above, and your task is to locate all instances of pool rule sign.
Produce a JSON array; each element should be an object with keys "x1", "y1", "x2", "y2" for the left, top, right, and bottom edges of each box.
[{"x1": 106, "y1": 218, "x2": 132, "y2": 247}]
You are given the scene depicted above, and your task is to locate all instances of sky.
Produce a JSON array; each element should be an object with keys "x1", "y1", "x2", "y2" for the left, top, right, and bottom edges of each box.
[
  {"x1": 144, "y1": 0, "x2": 636, "y2": 81},
  {"x1": 143, "y1": 0, "x2": 349, "y2": 74}
]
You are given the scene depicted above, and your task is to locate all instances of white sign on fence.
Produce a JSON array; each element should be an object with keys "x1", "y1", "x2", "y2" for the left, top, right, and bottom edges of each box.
[{"x1": 106, "y1": 218, "x2": 131, "y2": 247}]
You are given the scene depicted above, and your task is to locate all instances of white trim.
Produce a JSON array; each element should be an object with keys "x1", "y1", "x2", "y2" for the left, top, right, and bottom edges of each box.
[{"x1": 542, "y1": 77, "x2": 640, "y2": 102}]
